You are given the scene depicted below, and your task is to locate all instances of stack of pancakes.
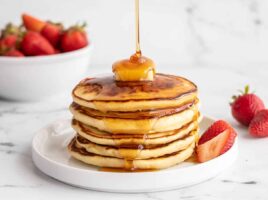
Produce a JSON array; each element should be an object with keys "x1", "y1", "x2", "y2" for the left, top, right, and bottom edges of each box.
[{"x1": 68, "y1": 74, "x2": 200, "y2": 170}]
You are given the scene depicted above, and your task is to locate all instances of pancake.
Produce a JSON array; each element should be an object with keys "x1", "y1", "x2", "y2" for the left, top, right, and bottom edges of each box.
[
  {"x1": 68, "y1": 71, "x2": 200, "y2": 170},
  {"x1": 74, "y1": 129, "x2": 197, "y2": 159},
  {"x1": 71, "y1": 100, "x2": 197, "y2": 119},
  {"x1": 72, "y1": 74, "x2": 197, "y2": 112},
  {"x1": 70, "y1": 101, "x2": 199, "y2": 134},
  {"x1": 68, "y1": 138, "x2": 195, "y2": 170},
  {"x1": 72, "y1": 118, "x2": 200, "y2": 147}
]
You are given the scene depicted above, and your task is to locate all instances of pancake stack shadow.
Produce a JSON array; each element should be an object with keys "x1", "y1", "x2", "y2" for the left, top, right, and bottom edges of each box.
[{"x1": 68, "y1": 74, "x2": 200, "y2": 170}]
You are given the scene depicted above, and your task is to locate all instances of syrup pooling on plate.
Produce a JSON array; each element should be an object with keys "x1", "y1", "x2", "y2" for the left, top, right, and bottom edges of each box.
[{"x1": 99, "y1": 167, "x2": 158, "y2": 173}]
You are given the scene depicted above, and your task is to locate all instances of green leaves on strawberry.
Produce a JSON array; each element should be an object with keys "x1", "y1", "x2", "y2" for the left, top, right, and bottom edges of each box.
[
  {"x1": 1, "y1": 13, "x2": 89, "y2": 56},
  {"x1": 0, "y1": 23, "x2": 24, "y2": 55}
]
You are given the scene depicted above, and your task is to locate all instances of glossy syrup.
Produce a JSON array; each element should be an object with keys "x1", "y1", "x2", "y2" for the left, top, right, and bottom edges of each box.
[
  {"x1": 97, "y1": 0, "x2": 198, "y2": 172},
  {"x1": 112, "y1": 0, "x2": 155, "y2": 82},
  {"x1": 135, "y1": 0, "x2": 141, "y2": 55}
]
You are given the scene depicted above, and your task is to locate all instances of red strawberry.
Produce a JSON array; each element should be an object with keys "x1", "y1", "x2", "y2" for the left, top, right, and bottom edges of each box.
[
  {"x1": 21, "y1": 32, "x2": 55, "y2": 56},
  {"x1": 1, "y1": 35, "x2": 18, "y2": 49},
  {"x1": 221, "y1": 129, "x2": 237, "y2": 154},
  {"x1": 231, "y1": 85, "x2": 265, "y2": 126},
  {"x1": 249, "y1": 109, "x2": 268, "y2": 137},
  {"x1": 3, "y1": 49, "x2": 24, "y2": 57},
  {"x1": 197, "y1": 120, "x2": 237, "y2": 163},
  {"x1": 60, "y1": 23, "x2": 88, "y2": 52},
  {"x1": 22, "y1": 13, "x2": 46, "y2": 32},
  {"x1": 54, "y1": 49, "x2": 61, "y2": 54},
  {"x1": 0, "y1": 23, "x2": 23, "y2": 50},
  {"x1": 41, "y1": 22, "x2": 63, "y2": 48}
]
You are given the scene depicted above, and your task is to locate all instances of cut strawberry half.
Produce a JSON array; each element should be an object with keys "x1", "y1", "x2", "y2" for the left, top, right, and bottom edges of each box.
[{"x1": 197, "y1": 120, "x2": 237, "y2": 163}]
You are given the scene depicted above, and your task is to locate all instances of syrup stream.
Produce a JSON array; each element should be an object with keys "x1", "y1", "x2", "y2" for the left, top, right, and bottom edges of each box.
[{"x1": 135, "y1": 0, "x2": 141, "y2": 56}]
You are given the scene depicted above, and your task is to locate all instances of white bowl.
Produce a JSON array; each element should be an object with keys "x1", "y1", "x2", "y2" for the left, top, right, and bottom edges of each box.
[{"x1": 0, "y1": 45, "x2": 93, "y2": 101}]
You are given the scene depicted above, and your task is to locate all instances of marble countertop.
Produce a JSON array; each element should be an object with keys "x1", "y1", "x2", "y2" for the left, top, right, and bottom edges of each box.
[{"x1": 0, "y1": 67, "x2": 268, "y2": 200}]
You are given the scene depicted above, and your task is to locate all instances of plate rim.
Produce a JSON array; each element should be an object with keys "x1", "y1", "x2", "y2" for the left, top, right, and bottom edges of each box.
[{"x1": 32, "y1": 116, "x2": 238, "y2": 192}]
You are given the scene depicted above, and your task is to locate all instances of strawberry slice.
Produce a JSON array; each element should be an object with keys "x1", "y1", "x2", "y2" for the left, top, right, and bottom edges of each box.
[
  {"x1": 22, "y1": 13, "x2": 46, "y2": 32},
  {"x1": 197, "y1": 129, "x2": 230, "y2": 163},
  {"x1": 221, "y1": 129, "x2": 237, "y2": 154},
  {"x1": 197, "y1": 120, "x2": 237, "y2": 163}
]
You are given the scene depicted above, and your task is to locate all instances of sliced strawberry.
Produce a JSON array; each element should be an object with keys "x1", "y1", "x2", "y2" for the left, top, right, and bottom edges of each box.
[
  {"x1": 22, "y1": 13, "x2": 46, "y2": 32},
  {"x1": 197, "y1": 129, "x2": 230, "y2": 163},
  {"x1": 249, "y1": 109, "x2": 268, "y2": 137},
  {"x1": 197, "y1": 120, "x2": 237, "y2": 163},
  {"x1": 221, "y1": 129, "x2": 237, "y2": 154},
  {"x1": 198, "y1": 120, "x2": 232, "y2": 145}
]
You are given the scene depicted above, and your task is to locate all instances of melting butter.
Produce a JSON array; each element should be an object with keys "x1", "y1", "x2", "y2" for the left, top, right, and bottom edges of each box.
[{"x1": 112, "y1": 53, "x2": 156, "y2": 81}]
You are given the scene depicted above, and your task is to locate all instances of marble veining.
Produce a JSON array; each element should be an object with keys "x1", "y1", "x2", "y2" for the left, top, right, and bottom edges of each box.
[
  {"x1": 0, "y1": 142, "x2": 15, "y2": 147},
  {"x1": 221, "y1": 180, "x2": 257, "y2": 185}
]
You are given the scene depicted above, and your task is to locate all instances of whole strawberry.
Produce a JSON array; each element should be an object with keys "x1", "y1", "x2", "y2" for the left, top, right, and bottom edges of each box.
[
  {"x1": 41, "y1": 22, "x2": 63, "y2": 48},
  {"x1": 60, "y1": 23, "x2": 88, "y2": 52},
  {"x1": 0, "y1": 23, "x2": 23, "y2": 53},
  {"x1": 231, "y1": 85, "x2": 265, "y2": 126},
  {"x1": 1, "y1": 35, "x2": 18, "y2": 49},
  {"x1": 22, "y1": 13, "x2": 46, "y2": 32},
  {"x1": 21, "y1": 31, "x2": 55, "y2": 56},
  {"x1": 249, "y1": 109, "x2": 268, "y2": 137}
]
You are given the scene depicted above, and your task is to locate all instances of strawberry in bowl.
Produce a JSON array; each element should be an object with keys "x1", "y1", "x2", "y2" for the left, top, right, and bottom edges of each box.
[{"x1": 0, "y1": 13, "x2": 92, "y2": 101}]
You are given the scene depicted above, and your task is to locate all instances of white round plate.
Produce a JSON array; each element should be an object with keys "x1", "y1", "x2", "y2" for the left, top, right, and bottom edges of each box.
[{"x1": 32, "y1": 116, "x2": 238, "y2": 193}]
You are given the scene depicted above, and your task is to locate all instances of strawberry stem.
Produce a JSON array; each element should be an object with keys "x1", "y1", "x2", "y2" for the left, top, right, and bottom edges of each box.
[
  {"x1": 230, "y1": 85, "x2": 251, "y2": 105},
  {"x1": 244, "y1": 85, "x2": 249, "y2": 94}
]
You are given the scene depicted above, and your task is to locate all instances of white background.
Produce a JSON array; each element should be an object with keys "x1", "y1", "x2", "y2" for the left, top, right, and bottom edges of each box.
[
  {"x1": 1, "y1": 1, "x2": 268, "y2": 200},
  {"x1": 1, "y1": 0, "x2": 268, "y2": 75}
]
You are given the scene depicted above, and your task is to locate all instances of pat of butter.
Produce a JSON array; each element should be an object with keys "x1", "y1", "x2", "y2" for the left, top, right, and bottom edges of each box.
[{"x1": 112, "y1": 54, "x2": 156, "y2": 81}]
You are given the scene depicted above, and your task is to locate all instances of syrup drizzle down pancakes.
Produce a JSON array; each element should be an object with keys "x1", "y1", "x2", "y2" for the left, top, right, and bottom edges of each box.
[{"x1": 68, "y1": 73, "x2": 201, "y2": 170}]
